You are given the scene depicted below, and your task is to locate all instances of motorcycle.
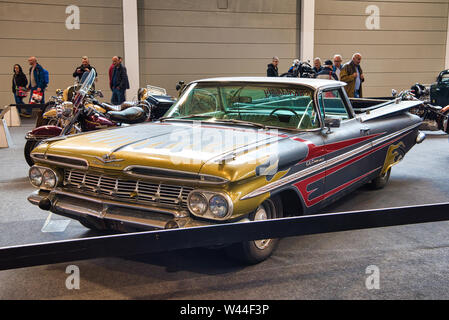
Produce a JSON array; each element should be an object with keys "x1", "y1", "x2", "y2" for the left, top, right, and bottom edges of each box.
[
  {"x1": 392, "y1": 89, "x2": 448, "y2": 133},
  {"x1": 280, "y1": 60, "x2": 316, "y2": 78},
  {"x1": 137, "y1": 84, "x2": 177, "y2": 120},
  {"x1": 24, "y1": 70, "x2": 153, "y2": 166}
]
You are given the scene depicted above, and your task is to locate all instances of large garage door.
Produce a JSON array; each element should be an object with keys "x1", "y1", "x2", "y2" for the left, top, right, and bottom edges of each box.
[{"x1": 138, "y1": 0, "x2": 301, "y2": 96}]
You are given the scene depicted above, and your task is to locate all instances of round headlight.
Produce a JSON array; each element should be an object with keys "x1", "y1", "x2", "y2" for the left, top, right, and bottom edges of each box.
[
  {"x1": 42, "y1": 169, "x2": 57, "y2": 189},
  {"x1": 188, "y1": 192, "x2": 208, "y2": 216},
  {"x1": 209, "y1": 195, "x2": 229, "y2": 218},
  {"x1": 29, "y1": 167, "x2": 43, "y2": 187}
]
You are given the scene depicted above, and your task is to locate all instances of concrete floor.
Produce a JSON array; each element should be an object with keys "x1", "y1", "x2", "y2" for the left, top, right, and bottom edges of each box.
[{"x1": 0, "y1": 118, "x2": 449, "y2": 300}]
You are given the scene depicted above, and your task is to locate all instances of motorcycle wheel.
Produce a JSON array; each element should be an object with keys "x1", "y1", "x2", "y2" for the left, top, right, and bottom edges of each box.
[{"x1": 24, "y1": 140, "x2": 39, "y2": 167}]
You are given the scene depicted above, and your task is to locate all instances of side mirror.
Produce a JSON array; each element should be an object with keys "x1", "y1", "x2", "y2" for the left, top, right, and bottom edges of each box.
[
  {"x1": 96, "y1": 90, "x2": 104, "y2": 98},
  {"x1": 324, "y1": 118, "x2": 341, "y2": 129}
]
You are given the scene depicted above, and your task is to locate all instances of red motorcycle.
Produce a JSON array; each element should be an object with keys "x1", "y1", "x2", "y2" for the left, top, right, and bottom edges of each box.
[{"x1": 24, "y1": 70, "x2": 151, "y2": 166}]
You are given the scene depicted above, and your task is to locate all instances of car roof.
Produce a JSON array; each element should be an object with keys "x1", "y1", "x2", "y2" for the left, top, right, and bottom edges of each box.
[{"x1": 191, "y1": 77, "x2": 346, "y2": 90}]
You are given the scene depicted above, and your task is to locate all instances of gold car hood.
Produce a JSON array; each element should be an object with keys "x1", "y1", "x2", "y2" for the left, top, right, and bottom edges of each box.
[{"x1": 37, "y1": 121, "x2": 293, "y2": 182}]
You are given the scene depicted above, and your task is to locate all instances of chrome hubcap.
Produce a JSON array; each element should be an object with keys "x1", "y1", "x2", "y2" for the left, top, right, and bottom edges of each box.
[{"x1": 254, "y1": 205, "x2": 272, "y2": 250}]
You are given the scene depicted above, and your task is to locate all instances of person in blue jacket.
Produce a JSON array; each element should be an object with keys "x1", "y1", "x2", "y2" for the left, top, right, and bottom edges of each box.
[{"x1": 26, "y1": 56, "x2": 47, "y2": 116}]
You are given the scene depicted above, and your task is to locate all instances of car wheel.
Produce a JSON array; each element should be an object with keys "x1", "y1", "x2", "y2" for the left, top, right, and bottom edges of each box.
[
  {"x1": 369, "y1": 168, "x2": 391, "y2": 190},
  {"x1": 225, "y1": 196, "x2": 283, "y2": 265},
  {"x1": 24, "y1": 140, "x2": 38, "y2": 167}
]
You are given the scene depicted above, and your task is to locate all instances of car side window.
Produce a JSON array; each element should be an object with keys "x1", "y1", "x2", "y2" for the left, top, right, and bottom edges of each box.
[{"x1": 318, "y1": 89, "x2": 351, "y2": 121}]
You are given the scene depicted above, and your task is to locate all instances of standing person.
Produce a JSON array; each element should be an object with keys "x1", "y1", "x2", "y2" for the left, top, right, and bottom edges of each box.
[
  {"x1": 12, "y1": 64, "x2": 28, "y2": 116},
  {"x1": 73, "y1": 56, "x2": 96, "y2": 82},
  {"x1": 333, "y1": 54, "x2": 343, "y2": 80},
  {"x1": 27, "y1": 56, "x2": 47, "y2": 116},
  {"x1": 267, "y1": 57, "x2": 279, "y2": 77},
  {"x1": 313, "y1": 58, "x2": 323, "y2": 74},
  {"x1": 340, "y1": 53, "x2": 365, "y2": 98},
  {"x1": 111, "y1": 56, "x2": 129, "y2": 105},
  {"x1": 316, "y1": 60, "x2": 338, "y2": 80},
  {"x1": 109, "y1": 56, "x2": 122, "y2": 91}
]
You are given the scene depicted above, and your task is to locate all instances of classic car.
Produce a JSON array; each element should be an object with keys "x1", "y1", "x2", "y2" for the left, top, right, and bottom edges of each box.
[{"x1": 27, "y1": 77, "x2": 425, "y2": 264}]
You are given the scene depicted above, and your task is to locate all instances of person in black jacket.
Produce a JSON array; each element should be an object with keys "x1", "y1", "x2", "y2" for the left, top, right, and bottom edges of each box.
[
  {"x1": 73, "y1": 56, "x2": 96, "y2": 83},
  {"x1": 12, "y1": 64, "x2": 28, "y2": 116},
  {"x1": 267, "y1": 57, "x2": 279, "y2": 77},
  {"x1": 111, "y1": 56, "x2": 130, "y2": 105}
]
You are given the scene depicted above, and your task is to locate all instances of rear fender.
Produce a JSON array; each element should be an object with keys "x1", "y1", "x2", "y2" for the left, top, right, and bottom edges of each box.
[{"x1": 26, "y1": 125, "x2": 62, "y2": 141}]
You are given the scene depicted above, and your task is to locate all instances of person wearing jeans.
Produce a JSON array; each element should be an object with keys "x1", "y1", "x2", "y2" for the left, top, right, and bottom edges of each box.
[
  {"x1": 12, "y1": 64, "x2": 28, "y2": 115},
  {"x1": 110, "y1": 56, "x2": 129, "y2": 105},
  {"x1": 27, "y1": 57, "x2": 46, "y2": 116}
]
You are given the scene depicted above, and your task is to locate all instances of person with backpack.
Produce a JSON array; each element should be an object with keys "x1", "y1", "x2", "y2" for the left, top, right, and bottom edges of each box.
[
  {"x1": 26, "y1": 56, "x2": 48, "y2": 116},
  {"x1": 12, "y1": 64, "x2": 28, "y2": 116}
]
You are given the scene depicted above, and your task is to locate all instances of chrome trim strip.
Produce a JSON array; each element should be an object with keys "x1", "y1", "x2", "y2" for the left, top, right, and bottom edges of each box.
[
  {"x1": 31, "y1": 154, "x2": 89, "y2": 171},
  {"x1": 241, "y1": 122, "x2": 421, "y2": 200},
  {"x1": 123, "y1": 165, "x2": 229, "y2": 185}
]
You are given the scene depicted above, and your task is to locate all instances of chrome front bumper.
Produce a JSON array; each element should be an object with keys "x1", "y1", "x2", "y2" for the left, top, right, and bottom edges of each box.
[{"x1": 28, "y1": 189, "x2": 213, "y2": 231}]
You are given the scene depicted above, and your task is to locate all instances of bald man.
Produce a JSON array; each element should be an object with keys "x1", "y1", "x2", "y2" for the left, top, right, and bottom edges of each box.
[
  {"x1": 25, "y1": 56, "x2": 47, "y2": 116},
  {"x1": 73, "y1": 56, "x2": 96, "y2": 82},
  {"x1": 340, "y1": 53, "x2": 365, "y2": 98}
]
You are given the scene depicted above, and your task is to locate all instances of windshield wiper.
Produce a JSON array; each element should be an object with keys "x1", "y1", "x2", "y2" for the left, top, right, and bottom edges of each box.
[
  {"x1": 159, "y1": 115, "x2": 214, "y2": 121},
  {"x1": 209, "y1": 118, "x2": 267, "y2": 129}
]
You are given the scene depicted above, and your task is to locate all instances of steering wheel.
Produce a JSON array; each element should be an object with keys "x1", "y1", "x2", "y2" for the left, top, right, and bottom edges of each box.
[{"x1": 269, "y1": 108, "x2": 300, "y2": 119}]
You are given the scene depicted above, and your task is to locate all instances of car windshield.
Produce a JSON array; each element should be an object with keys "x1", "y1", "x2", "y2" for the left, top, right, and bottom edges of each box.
[{"x1": 163, "y1": 82, "x2": 321, "y2": 130}]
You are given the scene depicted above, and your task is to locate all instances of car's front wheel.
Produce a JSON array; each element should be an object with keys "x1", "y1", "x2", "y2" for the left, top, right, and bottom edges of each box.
[{"x1": 225, "y1": 196, "x2": 283, "y2": 264}]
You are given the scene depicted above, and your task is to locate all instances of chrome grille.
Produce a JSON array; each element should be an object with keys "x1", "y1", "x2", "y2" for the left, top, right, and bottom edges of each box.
[{"x1": 64, "y1": 170, "x2": 193, "y2": 210}]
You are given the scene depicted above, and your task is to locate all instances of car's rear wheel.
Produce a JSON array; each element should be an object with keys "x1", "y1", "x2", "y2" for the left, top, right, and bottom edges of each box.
[
  {"x1": 369, "y1": 168, "x2": 391, "y2": 190},
  {"x1": 225, "y1": 196, "x2": 283, "y2": 264}
]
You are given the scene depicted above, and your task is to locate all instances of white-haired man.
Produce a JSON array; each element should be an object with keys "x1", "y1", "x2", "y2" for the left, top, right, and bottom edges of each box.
[
  {"x1": 340, "y1": 53, "x2": 365, "y2": 98},
  {"x1": 333, "y1": 54, "x2": 343, "y2": 80}
]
